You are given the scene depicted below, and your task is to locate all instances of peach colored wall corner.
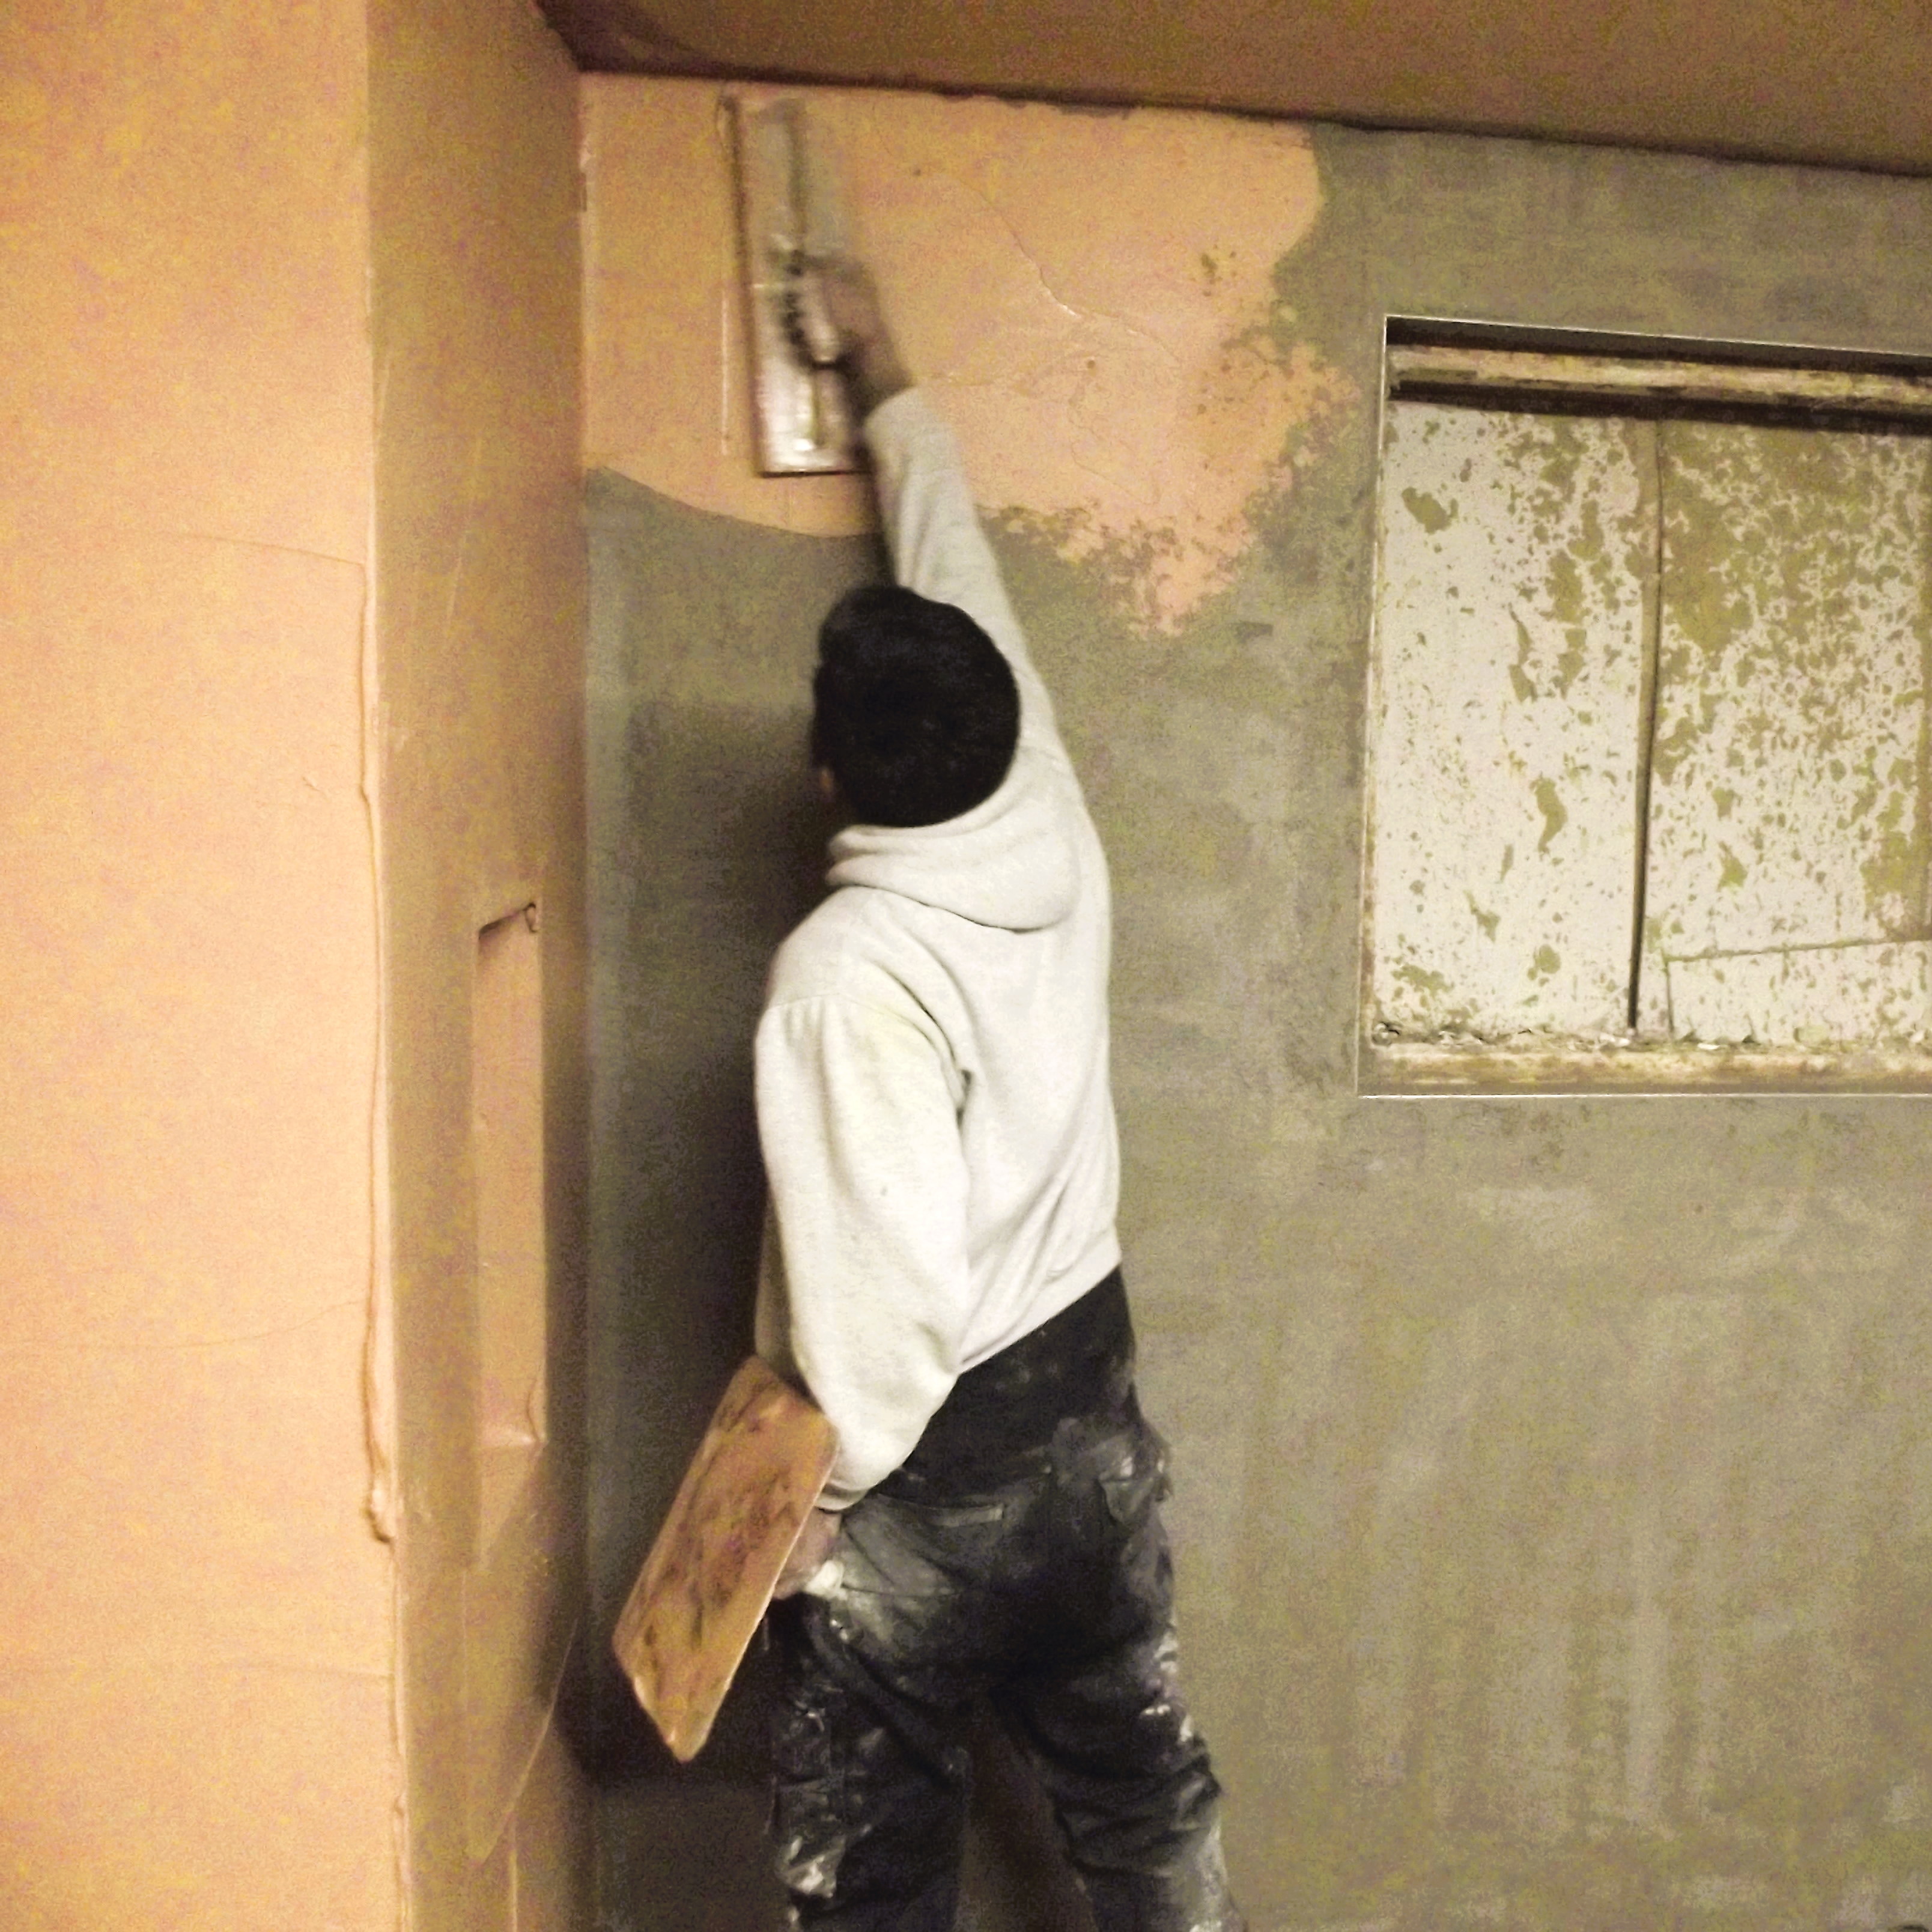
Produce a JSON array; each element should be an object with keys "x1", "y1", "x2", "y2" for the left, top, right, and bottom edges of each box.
[
  {"x1": 367, "y1": 0, "x2": 593, "y2": 1924},
  {"x1": 0, "y1": 1, "x2": 396, "y2": 1925}
]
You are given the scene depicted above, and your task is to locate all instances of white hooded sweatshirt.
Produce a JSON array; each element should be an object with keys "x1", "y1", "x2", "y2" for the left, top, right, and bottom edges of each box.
[{"x1": 754, "y1": 390, "x2": 1122, "y2": 1506}]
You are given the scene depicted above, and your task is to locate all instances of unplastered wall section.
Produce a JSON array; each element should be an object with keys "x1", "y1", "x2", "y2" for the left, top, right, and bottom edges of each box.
[
  {"x1": 368, "y1": 0, "x2": 592, "y2": 1925},
  {"x1": 0, "y1": 1, "x2": 395, "y2": 1924},
  {"x1": 585, "y1": 77, "x2": 1932, "y2": 1932}
]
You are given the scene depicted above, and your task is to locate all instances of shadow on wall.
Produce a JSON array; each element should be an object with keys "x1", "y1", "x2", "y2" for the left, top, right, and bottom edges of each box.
[
  {"x1": 568, "y1": 469, "x2": 870, "y2": 1784},
  {"x1": 570, "y1": 471, "x2": 1097, "y2": 1932}
]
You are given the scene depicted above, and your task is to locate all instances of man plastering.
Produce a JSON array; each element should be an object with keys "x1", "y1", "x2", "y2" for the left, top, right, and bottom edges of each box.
[{"x1": 753, "y1": 257, "x2": 1244, "y2": 1932}]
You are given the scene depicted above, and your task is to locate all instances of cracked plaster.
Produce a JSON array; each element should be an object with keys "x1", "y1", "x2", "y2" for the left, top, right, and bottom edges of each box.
[{"x1": 584, "y1": 78, "x2": 1350, "y2": 631}]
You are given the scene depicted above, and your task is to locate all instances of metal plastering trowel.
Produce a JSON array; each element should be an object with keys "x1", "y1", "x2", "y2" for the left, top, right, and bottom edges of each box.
[{"x1": 732, "y1": 96, "x2": 864, "y2": 476}]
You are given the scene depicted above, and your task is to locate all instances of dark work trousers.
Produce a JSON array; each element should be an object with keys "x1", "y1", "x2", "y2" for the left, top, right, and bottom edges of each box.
[{"x1": 765, "y1": 1270, "x2": 1243, "y2": 1932}]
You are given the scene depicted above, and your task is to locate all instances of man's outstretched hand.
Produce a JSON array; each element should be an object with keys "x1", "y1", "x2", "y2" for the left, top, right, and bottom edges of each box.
[
  {"x1": 791, "y1": 257, "x2": 912, "y2": 420},
  {"x1": 773, "y1": 1504, "x2": 843, "y2": 1599}
]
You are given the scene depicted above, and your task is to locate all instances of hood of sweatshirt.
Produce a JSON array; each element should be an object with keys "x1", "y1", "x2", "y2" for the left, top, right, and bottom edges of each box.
[{"x1": 824, "y1": 745, "x2": 1079, "y2": 932}]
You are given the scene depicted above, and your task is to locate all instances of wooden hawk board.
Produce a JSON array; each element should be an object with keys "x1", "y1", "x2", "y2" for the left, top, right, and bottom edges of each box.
[{"x1": 613, "y1": 1355, "x2": 838, "y2": 1761}]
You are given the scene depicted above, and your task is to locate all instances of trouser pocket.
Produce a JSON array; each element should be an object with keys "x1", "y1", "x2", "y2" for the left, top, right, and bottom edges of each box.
[{"x1": 1095, "y1": 1417, "x2": 1171, "y2": 1530}]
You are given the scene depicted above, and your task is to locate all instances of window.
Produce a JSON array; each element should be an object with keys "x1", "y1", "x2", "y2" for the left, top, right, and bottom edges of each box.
[{"x1": 1362, "y1": 325, "x2": 1932, "y2": 1092}]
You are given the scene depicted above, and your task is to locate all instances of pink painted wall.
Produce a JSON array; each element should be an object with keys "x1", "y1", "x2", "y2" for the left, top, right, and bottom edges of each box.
[
  {"x1": 583, "y1": 79, "x2": 1344, "y2": 630},
  {"x1": 0, "y1": 1, "x2": 396, "y2": 1923},
  {"x1": 368, "y1": 0, "x2": 593, "y2": 1922},
  {"x1": 0, "y1": 1, "x2": 593, "y2": 1923}
]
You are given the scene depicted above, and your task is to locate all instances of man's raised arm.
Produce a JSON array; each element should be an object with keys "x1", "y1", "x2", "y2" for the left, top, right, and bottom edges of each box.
[{"x1": 804, "y1": 258, "x2": 1063, "y2": 758}]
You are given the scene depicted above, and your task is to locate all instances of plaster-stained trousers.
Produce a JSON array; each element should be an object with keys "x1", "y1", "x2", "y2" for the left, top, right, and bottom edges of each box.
[{"x1": 765, "y1": 1272, "x2": 1244, "y2": 1932}]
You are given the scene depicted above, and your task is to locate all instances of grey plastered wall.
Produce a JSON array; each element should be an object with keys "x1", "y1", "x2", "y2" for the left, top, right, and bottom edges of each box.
[
  {"x1": 581, "y1": 469, "x2": 869, "y2": 1778},
  {"x1": 586, "y1": 127, "x2": 1932, "y2": 1932}
]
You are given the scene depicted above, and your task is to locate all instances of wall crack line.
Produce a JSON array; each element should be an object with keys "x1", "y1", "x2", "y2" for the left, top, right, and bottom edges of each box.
[
  {"x1": 160, "y1": 529, "x2": 369, "y2": 572},
  {"x1": 1663, "y1": 934, "x2": 1932, "y2": 964},
  {"x1": 0, "y1": 1298, "x2": 366, "y2": 1357},
  {"x1": 931, "y1": 170, "x2": 1184, "y2": 373},
  {"x1": 1627, "y1": 418, "x2": 1666, "y2": 1030}
]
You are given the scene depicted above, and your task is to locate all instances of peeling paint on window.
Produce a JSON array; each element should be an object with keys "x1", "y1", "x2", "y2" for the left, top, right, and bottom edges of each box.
[
  {"x1": 1367, "y1": 402, "x2": 1650, "y2": 1042},
  {"x1": 1365, "y1": 365, "x2": 1932, "y2": 1081},
  {"x1": 1638, "y1": 424, "x2": 1931, "y2": 1043}
]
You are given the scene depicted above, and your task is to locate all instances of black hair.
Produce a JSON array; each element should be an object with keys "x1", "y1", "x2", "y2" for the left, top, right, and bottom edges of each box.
[{"x1": 811, "y1": 585, "x2": 1020, "y2": 827}]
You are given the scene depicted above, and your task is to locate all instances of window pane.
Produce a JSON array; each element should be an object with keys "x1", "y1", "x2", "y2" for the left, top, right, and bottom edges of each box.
[
  {"x1": 1641, "y1": 424, "x2": 1932, "y2": 1045},
  {"x1": 1368, "y1": 402, "x2": 1654, "y2": 1041}
]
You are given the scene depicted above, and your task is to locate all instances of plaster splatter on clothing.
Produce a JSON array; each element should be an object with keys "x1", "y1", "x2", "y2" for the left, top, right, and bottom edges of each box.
[{"x1": 767, "y1": 1275, "x2": 1243, "y2": 1932}]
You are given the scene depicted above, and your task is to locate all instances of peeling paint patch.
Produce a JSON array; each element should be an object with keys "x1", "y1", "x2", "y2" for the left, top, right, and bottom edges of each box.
[
  {"x1": 862, "y1": 99, "x2": 1349, "y2": 631},
  {"x1": 586, "y1": 82, "x2": 1341, "y2": 603},
  {"x1": 1372, "y1": 396, "x2": 1932, "y2": 1063},
  {"x1": 1532, "y1": 779, "x2": 1569, "y2": 854},
  {"x1": 1402, "y1": 486, "x2": 1455, "y2": 533}
]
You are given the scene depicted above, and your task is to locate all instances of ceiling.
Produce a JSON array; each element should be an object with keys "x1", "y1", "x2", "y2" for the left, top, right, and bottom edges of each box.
[{"x1": 541, "y1": 0, "x2": 1932, "y2": 178}]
